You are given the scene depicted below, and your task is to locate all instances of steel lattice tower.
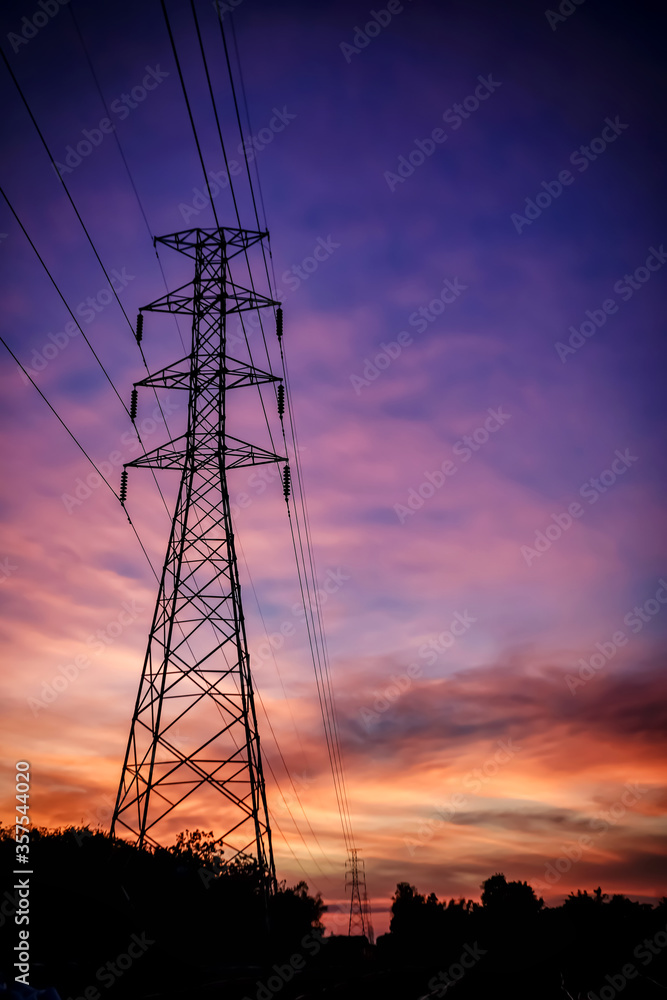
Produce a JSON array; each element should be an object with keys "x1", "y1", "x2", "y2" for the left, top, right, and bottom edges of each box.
[
  {"x1": 346, "y1": 849, "x2": 374, "y2": 943},
  {"x1": 111, "y1": 227, "x2": 284, "y2": 890}
]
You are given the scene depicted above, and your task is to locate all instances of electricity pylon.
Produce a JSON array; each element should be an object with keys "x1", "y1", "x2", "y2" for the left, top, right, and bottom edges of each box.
[
  {"x1": 346, "y1": 848, "x2": 374, "y2": 943},
  {"x1": 111, "y1": 227, "x2": 284, "y2": 891}
]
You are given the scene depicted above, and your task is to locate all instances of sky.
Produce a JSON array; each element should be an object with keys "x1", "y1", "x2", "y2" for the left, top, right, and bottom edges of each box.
[{"x1": 0, "y1": 0, "x2": 666, "y2": 936}]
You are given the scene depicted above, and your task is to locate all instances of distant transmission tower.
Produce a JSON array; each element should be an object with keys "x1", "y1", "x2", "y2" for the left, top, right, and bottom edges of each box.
[
  {"x1": 111, "y1": 227, "x2": 285, "y2": 891},
  {"x1": 346, "y1": 848, "x2": 374, "y2": 943}
]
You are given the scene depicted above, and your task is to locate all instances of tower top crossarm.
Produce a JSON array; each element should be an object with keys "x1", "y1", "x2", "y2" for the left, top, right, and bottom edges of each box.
[
  {"x1": 143, "y1": 228, "x2": 279, "y2": 317},
  {"x1": 154, "y1": 227, "x2": 270, "y2": 260}
]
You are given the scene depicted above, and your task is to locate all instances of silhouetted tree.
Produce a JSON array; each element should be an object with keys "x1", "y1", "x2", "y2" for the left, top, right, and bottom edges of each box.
[
  {"x1": 0, "y1": 824, "x2": 325, "y2": 999},
  {"x1": 168, "y1": 826, "x2": 226, "y2": 872},
  {"x1": 480, "y1": 872, "x2": 543, "y2": 916},
  {"x1": 389, "y1": 881, "x2": 426, "y2": 935},
  {"x1": 563, "y1": 885, "x2": 608, "y2": 907},
  {"x1": 3, "y1": 824, "x2": 666, "y2": 1000}
]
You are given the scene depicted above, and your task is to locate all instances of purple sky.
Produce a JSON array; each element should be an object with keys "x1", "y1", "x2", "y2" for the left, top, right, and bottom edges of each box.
[{"x1": 1, "y1": 0, "x2": 666, "y2": 933}]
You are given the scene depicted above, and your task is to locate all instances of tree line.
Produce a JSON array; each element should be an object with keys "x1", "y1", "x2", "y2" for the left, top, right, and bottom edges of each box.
[{"x1": 0, "y1": 825, "x2": 664, "y2": 999}]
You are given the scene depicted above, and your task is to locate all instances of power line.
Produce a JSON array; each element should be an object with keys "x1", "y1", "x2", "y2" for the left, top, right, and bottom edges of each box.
[
  {"x1": 160, "y1": 0, "x2": 220, "y2": 230},
  {"x1": 66, "y1": 3, "x2": 188, "y2": 355},
  {"x1": 0, "y1": 38, "x2": 176, "y2": 472},
  {"x1": 183, "y1": 0, "x2": 278, "y2": 469},
  {"x1": 60, "y1": 3, "x2": 317, "y2": 877},
  {"x1": 170, "y1": 0, "x2": 359, "y2": 877},
  {"x1": 214, "y1": 6, "x2": 278, "y2": 306},
  {"x1": 5, "y1": 0, "x2": 358, "y2": 891},
  {"x1": 279, "y1": 344, "x2": 356, "y2": 852},
  {"x1": 0, "y1": 44, "x2": 135, "y2": 339},
  {"x1": 208, "y1": 6, "x2": 358, "y2": 857},
  {"x1": 1, "y1": 334, "x2": 119, "y2": 499},
  {"x1": 0, "y1": 333, "x2": 159, "y2": 582},
  {"x1": 1, "y1": 181, "x2": 184, "y2": 538},
  {"x1": 259, "y1": 714, "x2": 335, "y2": 880},
  {"x1": 229, "y1": 16, "x2": 276, "y2": 284},
  {"x1": 0, "y1": 185, "x2": 130, "y2": 418}
]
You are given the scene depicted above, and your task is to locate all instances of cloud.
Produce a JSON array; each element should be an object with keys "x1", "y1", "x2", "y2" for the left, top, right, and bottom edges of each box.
[{"x1": 340, "y1": 649, "x2": 667, "y2": 759}]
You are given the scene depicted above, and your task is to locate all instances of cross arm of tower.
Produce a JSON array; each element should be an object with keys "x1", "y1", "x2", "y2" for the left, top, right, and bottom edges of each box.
[
  {"x1": 222, "y1": 280, "x2": 280, "y2": 314},
  {"x1": 155, "y1": 227, "x2": 270, "y2": 259},
  {"x1": 222, "y1": 437, "x2": 286, "y2": 469},
  {"x1": 141, "y1": 279, "x2": 279, "y2": 316},
  {"x1": 135, "y1": 355, "x2": 281, "y2": 391},
  {"x1": 125, "y1": 434, "x2": 285, "y2": 471}
]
